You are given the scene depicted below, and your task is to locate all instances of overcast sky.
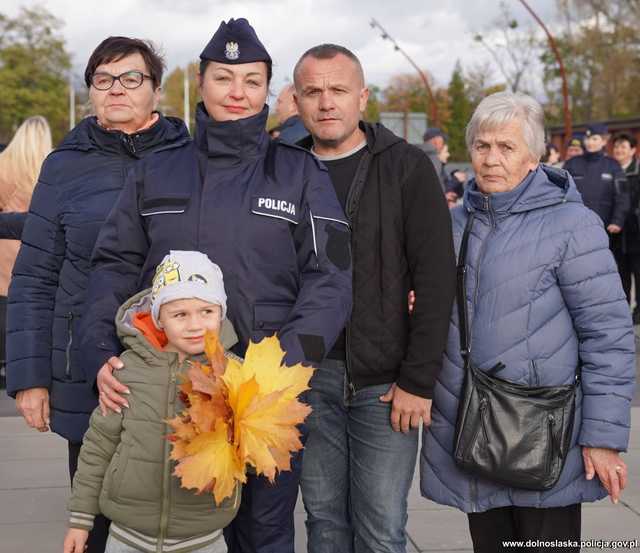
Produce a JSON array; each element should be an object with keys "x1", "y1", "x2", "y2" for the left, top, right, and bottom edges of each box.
[{"x1": 3, "y1": 0, "x2": 558, "y2": 99}]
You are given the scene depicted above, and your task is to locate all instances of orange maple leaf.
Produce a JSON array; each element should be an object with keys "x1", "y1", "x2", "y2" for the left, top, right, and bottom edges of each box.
[
  {"x1": 204, "y1": 332, "x2": 227, "y2": 376},
  {"x1": 173, "y1": 420, "x2": 245, "y2": 504}
]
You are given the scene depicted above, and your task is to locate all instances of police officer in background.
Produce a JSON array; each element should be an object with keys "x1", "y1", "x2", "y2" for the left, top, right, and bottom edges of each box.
[
  {"x1": 81, "y1": 19, "x2": 352, "y2": 553},
  {"x1": 564, "y1": 123, "x2": 628, "y2": 240}
]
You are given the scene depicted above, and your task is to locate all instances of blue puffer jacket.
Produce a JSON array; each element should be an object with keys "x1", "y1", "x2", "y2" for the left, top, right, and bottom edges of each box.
[
  {"x1": 6, "y1": 114, "x2": 189, "y2": 443},
  {"x1": 421, "y1": 165, "x2": 636, "y2": 513}
]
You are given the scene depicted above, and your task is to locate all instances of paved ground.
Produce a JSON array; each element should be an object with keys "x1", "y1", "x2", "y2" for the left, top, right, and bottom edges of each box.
[
  {"x1": 1, "y1": 332, "x2": 639, "y2": 552},
  {"x1": 0, "y1": 398, "x2": 639, "y2": 552}
]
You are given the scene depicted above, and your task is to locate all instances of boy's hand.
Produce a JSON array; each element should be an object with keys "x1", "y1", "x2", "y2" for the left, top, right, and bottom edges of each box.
[
  {"x1": 63, "y1": 528, "x2": 88, "y2": 553},
  {"x1": 96, "y1": 356, "x2": 128, "y2": 416}
]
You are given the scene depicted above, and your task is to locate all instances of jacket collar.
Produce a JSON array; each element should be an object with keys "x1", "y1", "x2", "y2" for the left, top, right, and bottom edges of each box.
[
  {"x1": 297, "y1": 120, "x2": 401, "y2": 156},
  {"x1": 464, "y1": 164, "x2": 580, "y2": 215},
  {"x1": 583, "y1": 149, "x2": 605, "y2": 162},
  {"x1": 624, "y1": 157, "x2": 639, "y2": 177},
  {"x1": 194, "y1": 102, "x2": 270, "y2": 167},
  {"x1": 57, "y1": 112, "x2": 188, "y2": 158}
]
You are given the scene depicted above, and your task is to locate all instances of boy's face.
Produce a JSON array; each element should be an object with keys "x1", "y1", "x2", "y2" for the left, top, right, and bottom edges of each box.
[{"x1": 158, "y1": 298, "x2": 222, "y2": 360}]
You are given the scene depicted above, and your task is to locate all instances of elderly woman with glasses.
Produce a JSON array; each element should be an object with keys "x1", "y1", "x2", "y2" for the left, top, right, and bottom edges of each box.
[
  {"x1": 420, "y1": 92, "x2": 635, "y2": 552},
  {"x1": 6, "y1": 36, "x2": 188, "y2": 553}
]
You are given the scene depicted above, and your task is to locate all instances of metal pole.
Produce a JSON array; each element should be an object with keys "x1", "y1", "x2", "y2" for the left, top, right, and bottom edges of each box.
[
  {"x1": 370, "y1": 18, "x2": 439, "y2": 126},
  {"x1": 183, "y1": 67, "x2": 190, "y2": 132},
  {"x1": 69, "y1": 73, "x2": 76, "y2": 130},
  {"x1": 518, "y1": 0, "x2": 572, "y2": 152}
]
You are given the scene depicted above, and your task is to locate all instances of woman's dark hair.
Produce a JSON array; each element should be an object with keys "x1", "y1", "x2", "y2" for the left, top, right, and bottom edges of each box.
[
  {"x1": 198, "y1": 59, "x2": 273, "y2": 85},
  {"x1": 613, "y1": 132, "x2": 637, "y2": 149},
  {"x1": 85, "y1": 36, "x2": 166, "y2": 89}
]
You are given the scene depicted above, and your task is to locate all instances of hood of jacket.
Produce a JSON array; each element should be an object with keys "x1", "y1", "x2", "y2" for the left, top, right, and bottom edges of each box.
[
  {"x1": 194, "y1": 102, "x2": 270, "y2": 168},
  {"x1": 115, "y1": 289, "x2": 238, "y2": 363},
  {"x1": 463, "y1": 164, "x2": 582, "y2": 215},
  {"x1": 56, "y1": 113, "x2": 189, "y2": 157}
]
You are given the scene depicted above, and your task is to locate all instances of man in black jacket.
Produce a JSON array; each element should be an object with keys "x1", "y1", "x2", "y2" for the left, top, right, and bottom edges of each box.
[
  {"x1": 612, "y1": 133, "x2": 640, "y2": 322},
  {"x1": 294, "y1": 44, "x2": 456, "y2": 553}
]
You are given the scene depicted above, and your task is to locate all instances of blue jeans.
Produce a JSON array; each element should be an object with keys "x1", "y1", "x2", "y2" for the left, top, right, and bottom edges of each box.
[{"x1": 300, "y1": 361, "x2": 418, "y2": 553}]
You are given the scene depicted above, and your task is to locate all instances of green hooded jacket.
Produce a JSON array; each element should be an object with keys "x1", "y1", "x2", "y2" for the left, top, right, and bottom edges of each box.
[{"x1": 68, "y1": 289, "x2": 241, "y2": 551}]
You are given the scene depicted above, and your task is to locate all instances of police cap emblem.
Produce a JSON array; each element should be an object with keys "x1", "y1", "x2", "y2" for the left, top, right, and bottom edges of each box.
[{"x1": 225, "y1": 41, "x2": 240, "y2": 60}]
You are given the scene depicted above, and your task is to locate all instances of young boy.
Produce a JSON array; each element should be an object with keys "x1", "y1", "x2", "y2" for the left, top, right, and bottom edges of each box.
[{"x1": 63, "y1": 251, "x2": 240, "y2": 553}]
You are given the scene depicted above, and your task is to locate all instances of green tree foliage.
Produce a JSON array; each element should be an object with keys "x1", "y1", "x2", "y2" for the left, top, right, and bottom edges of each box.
[
  {"x1": 364, "y1": 84, "x2": 381, "y2": 123},
  {"x1": 541, "y1": 0, "x2": 640, "y2": 124},
  {"x1": 0, "y1": 6, "x2": 71, "y2": 144},
  {"x1": 445, "y1": 61, "x2": 472, "y2": 161},
  {"x1": 160, "y1": 61, "x2": 199, "y2": 131}
]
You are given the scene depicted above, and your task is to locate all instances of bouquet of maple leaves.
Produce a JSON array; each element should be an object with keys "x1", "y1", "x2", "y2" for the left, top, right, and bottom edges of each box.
[{"x1": 166, "y1": 332, "x2": 314, "y2": 505}]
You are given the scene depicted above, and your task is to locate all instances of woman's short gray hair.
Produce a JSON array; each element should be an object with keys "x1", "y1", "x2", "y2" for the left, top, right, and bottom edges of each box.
[{"x1": 465, "y1": 91, "x2": 546, "y2": 160}]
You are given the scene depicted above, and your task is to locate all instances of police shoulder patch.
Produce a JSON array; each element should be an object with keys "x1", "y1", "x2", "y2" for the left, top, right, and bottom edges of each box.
[{"x1": 251, "y1": 195, "x2": 299, "y2": 224}]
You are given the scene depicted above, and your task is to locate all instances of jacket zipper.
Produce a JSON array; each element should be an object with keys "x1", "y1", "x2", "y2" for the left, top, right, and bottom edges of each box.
[
  {"x1": 158, "y1": 359, "x2": 178, "y2": 552},
  {"x1": 463, "y1": 396, "x2": 488, "y2": 460},
  {"x1": 122, "y1": 134, "x2": 137, "y2": 154},
  {"x1": 343, "y1": 150, "x2": 371, "y2": 396},
  {"x1": 469, "y1": 196, "x2": 494, "y2": 512},
  {"x1": 545, "y1": 413, "x2": 556, "y2": 476},
  {"x1": 64, "y1": 312, "x2": 74, "y2": 379}
]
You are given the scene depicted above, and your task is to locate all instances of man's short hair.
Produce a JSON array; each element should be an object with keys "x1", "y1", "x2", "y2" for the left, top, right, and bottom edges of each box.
[
  {"x1": 613, "y1": 132, "x2": 637, "y2": 149},
  {"x1": 293, "y1": 43, "x2": 365, "y2": 88},
  {"x1": 85, "y1": 36, "x2": 166, "y2": 89}
]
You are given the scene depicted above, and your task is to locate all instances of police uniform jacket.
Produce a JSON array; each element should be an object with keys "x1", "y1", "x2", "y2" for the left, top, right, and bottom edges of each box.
[
  {"x1": 80, "y1": 103, "x2": 352, "y2": 379},
  {"x1": 564, "y1": 149, "x2": 628, "y2": 227}
]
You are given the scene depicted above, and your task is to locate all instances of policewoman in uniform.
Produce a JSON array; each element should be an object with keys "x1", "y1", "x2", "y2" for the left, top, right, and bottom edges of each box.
[
  {"x1": 80, "y1": 19, "x2": 352, "y2": 553},
  {"x1": 564, "y1": 123, "x2": 629, "y2": 237}
]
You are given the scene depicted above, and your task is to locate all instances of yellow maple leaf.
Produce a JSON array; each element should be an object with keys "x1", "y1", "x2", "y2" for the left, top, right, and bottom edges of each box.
[
  {"x1": 168, "y1": 335, "x2": 314, "y2": 504},
  {"x1": 246, "y1": 336, "x2": 314, "y2": 400},
  {"x1": 174, "y1": 420, "x2": 246, "y2": 504}
]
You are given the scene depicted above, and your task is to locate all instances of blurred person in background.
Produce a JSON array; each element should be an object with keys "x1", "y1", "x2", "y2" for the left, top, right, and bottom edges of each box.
[
  {"x1": 5, "y1": 36, "x2": 189, "y2": 553},
  {"x1": 611, "y1": 133, "x2": 640, "y2": 323},
  {"x1": 419, "y1": 127, "x2": 448, "y2": 191},
  {"x1": 274, "y1": 83, "x2": 309, "y2": 144},
  {"x1": 542, "y1": 143, "x2": 562, "y2": 168},
  {"x1": 564, "y1": 124, "x2": 628, "y2": 242},
  {"x1": 445, "y1": 168, "x2": 468, "y2": 208},
  {"x1": 565, "y1": 135, "x2": 584, "y2": 160},
  {"x1": 0, "y1": 116, "x2": 51, "y2": 388}
]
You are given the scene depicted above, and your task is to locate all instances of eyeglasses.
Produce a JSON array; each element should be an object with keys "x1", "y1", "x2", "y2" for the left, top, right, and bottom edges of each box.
[{"x1": 90, "y1": 70, "x2": 153, "y2": 91}]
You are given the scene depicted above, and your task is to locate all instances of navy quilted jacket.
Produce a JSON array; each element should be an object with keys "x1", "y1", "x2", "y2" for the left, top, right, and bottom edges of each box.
[
  {"x1": 421, "y1": 165, "x2": 636, "y2": 513},
  {"x1": 6, "y1": 114, "x2": 189, "y2": 443}
]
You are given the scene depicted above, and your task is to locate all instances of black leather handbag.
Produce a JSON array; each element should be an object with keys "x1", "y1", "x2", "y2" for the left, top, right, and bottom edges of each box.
[{"x1": 453, "y1": 213, "x2": 578, "y2": 491}]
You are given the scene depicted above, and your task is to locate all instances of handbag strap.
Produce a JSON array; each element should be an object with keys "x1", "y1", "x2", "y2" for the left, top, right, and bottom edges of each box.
[{"x1": 457, "y1": 213, "x2": 475, "y2": 368}]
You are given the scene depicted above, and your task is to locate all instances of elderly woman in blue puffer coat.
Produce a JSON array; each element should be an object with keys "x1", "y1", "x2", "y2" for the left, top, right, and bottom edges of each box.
[{"x1": 421, "y1": 91, "x2": 635, "y2": 552}]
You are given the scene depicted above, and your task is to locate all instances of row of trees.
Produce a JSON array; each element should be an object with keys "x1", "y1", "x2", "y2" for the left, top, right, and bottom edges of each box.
[
  {"x1": 0, "y1": 7, "x2": 72, "y2": 144},
  {"x1": 3, "y1": 2, "x2": 640, "y2": 158}
]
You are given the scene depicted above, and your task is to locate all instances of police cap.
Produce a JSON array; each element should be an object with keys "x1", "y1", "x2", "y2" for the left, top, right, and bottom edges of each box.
[
  {"x1": 200, "y1": 18, "x2": 272, "y2": 66},
  {"x1": 584, "y1": 123, "x2": 608, "y2": 137}
]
